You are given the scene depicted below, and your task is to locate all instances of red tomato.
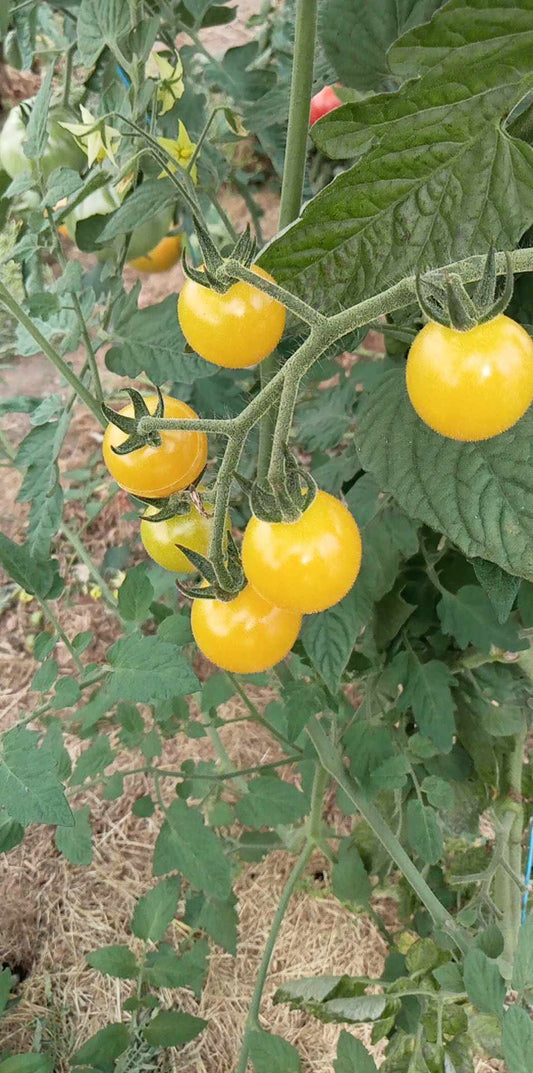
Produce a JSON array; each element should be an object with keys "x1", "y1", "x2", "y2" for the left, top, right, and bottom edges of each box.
[{"x1": 310, "y1": 86, "x2": 342, "y2": 126}]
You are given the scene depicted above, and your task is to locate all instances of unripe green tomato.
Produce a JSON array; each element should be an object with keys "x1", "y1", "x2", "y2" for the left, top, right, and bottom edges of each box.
[
  {"x1": 0, "y1": 102, "x2": 85, "y2": 180},
  {"x1": 64, "y1": 184, "x2": 172, "y2": 263},
  {"x1": 63, "y1": 184, "x2": 121, "y2": 242}
]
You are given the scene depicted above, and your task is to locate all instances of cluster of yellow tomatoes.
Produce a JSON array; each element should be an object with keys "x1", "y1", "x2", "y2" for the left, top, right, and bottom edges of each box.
[{"x1": 103, "y1": 268, "x2": 363, "y2": 674}]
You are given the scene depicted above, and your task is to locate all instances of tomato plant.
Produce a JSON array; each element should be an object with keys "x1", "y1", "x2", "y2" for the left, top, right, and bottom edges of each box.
[{"x1": 2, "y1": 2, "x2": 533, "y2": 1071}]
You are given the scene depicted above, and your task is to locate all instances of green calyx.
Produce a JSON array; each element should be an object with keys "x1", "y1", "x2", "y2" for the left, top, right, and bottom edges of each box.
[
  {"x1": 237, "y1": 452, "x2": 317, "y2": 523},
  {"x1": 175, "y1": 531, "x2": 244, "y2": 602},
  {"x1": 102, "y1": 385, "x2": 165, "y2": 455},
  {"x1": 182, "y1": 213, "x2": 257, "y2": 294},
  {"x1": 416, "y1": 247, "x2": 514, "y2": 330}
]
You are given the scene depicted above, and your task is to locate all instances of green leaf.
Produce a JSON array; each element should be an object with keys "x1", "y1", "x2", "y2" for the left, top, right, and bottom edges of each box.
[
  {"x1": 117, "y1": 564, "x2": 154, "y2": 623},
  {"x1": 0, "y1": 817, "x2": 25, "y2": 853},
  {"x1": 473, "y1": 559, "x2": 521, "y2": 624},
  {"x1": 512, "y1": 919, "x2": 533, "y2": 992},
  {"x1": 71, "y1": 1023, "x2": 130, "y2": 1066},
  {"x1": 479, "y1": 702, "x2": 525, "y2": 738},
  {"x1": 502, "y1": 1005, "x2": 533, "y2": 1073},
  {"x1": 70, "y1": 735, "x2": 115, "y2": 787},
  {"x1": 344, "y1": 724, "x2": 394, "y2": 796},
  {"x1": 236, "y1": 778, "x2": 308, "y2": 827},
  {"x1": 357, "y1": 368, "x2": 533, "y2": 582},
  {"x1": 437, "y1": 586, "x2": 525, "y2": 653},
  {"x1": 406, "y1": 800, "x2": 442, "y2": 864},
  {"x1": 0, "y1": 966, "x2": 13, "y2": 1015},
  {"x1": 131, "y1": 876, "x2": 181, "y2": 942},
  {"x1": 105, "y1": 633, "x2": 199, "y2": 703},
  {"x1": 264, "y1": 1, "x2": 533, "y2": 315},
  {"x1": 318, "y1": 0, "x2": 444, "y2": 92},
  {"x1": 0, "y1": 1058, "x2": 53, "y2": 1073},
  {"x1": 86, "y1": 944, "x2": 139, "y2": 980},
  {"x1": 464, "y1": 949, "x2": 505, "y2": 1017},
  {"x1": 153, "y1": 799, "x2": 232, "y2": 900},
  {"x1": 145, "y1": 938, "x2": 209, "y2": 997},
  {"x1": 77, "y1": 0, "x2": 132, "y2": 66},
  {"x1": 398, "y1": 655, "x2": 456, "y2": 753},
  {"x1": 421, "y1": 775, "x2": 454, "y2": 811},
  {"x1": 99, "y1": 179, "x2": 177, "y2": 240},
  {"x1": 51, "y1": 676, "x2": 82, "y2": 709},
  {"x1": 334, "y1": 1030, "x2": 378, "y2": 1073},
  {"x1": 142, "y1": 1009, "x2": 207, "y2": 1047},
  {"x1": 249, "y1": 1029, "x2": 301, "y2": 1073},
  {"x1": 55, "y1": 806, "x2": 93, "y2": 865},
  {"x1": 157, "y1": 612, "x2": 193, "y2": 646},
  {"x1": 0, "y1": 726, "x2": 72, "y2": 827},
  {"x1": 0, "y1": 533, "x2": 56, "y2": 598},
  {"x1": 23, "y1": 62, "x2": 54, "y2": 160},
  {"x1": 201, "y1": 673, "x2": 235, "y2": 712},
  {"x1": 188, "y1": 893, "x2": 239, "y2": 954},
  {"x1": 103, "y1": 772, "x2": 124, "y2": 801},
  {"x1": 132, "y1": 794, "x2": 154, "y2": 817},
  {"x1": 301, "y1": 504, "x2": 418, "y2": 689},
  {"x1": 33, "y1": 631, "x2": 57, "y2": 661},
  {"x1": 31, "y1": 658, "x2": 58, "y2": 693},
  {"x1": 333, "y1": 839, "x2": 371, "y2": 906},
  {"x1": 106, "y1": 294, "x2": 215, "y2": 385}
]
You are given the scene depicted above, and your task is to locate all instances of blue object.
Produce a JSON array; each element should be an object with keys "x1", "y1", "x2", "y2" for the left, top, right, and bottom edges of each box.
[
  {"x1": 117, "y1": 65, "x2": 131, "y2": 90},
  {"x1": 522, "y1": 817, "x2": 533, "y2": 922}
]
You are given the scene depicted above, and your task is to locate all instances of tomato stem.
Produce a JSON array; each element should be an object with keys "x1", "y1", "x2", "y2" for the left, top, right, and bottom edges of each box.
[
  {"x1": 256, "y1": 0, "x2": 319, "y2": 481},
  {"x1": 306, "y1": 715, "x2": 472, "y2": 955},
  {"x1": 235, "y1": 761, "x2": 328, "y2": 1073},
  {"x1": 224, "y1": 259, "x2": 325, "y2": 328},
  {"x1": 0, "y1": 282, "x2": 106, "y2": 428}
]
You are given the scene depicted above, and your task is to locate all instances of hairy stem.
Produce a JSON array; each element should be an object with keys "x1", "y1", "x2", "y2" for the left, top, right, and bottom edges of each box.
[
  {"x1": 61, "y1": 521, "x2": 119, "y2": 611},
  {"x1": 307, "y1": 716, "x2": 470, "y2": 955},
  {"x1": 223, "y1": 259, "x2": 326, "y2": 329},
  {"x1": 496, "y1": 723, "x2": 526, "y2": 966},
  {"x1": 257, "y1": 0, "x2": 318, "y2": 481},
  {"x1": 35, "y1": 596, "x2": 83, "y2": 673},
  {"x1": 235, "y1": 762, "x2": 328, "y2": 1073}
]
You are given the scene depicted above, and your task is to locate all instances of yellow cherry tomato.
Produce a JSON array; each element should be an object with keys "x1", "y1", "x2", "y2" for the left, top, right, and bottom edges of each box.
[
  {"x1": 191, "y1": 584, "x2": 302, "y2": 674},
  {"x1": 242, "y1": 490, "x2": 362, "y2": 614},
  {"x1": 177, "y1": 265, "x2": 286, "y2": 368},
  {"x1": 129, "y1": 233, "x2": 182, "y2": 273},
  {"x1": 406, "y1": 314, "x2": 533, "y2": 441},
  {"x1": 102, "y1": 395, "x2": 207, "y2": 498},
  {"x1": 140, "y1": 499, "x2": 228, "y2": 573}
]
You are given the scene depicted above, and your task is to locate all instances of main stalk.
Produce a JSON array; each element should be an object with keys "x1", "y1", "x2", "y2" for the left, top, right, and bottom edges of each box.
[{"x1": 257, "y1": 0, "x2": 318, "y2": 479}]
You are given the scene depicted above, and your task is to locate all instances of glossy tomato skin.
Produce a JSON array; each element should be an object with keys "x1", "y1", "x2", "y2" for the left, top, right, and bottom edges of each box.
[
  {"x1": 177, "y1": 265, "x2": 286, "y2": 369},
  {"x1": 310, "y1": 86, "x2": 342, "y2": 125},
  {"x1": 103, "y1": 396, "x2": 207, "y2": 498},
  {"x1": 406, "y1": 315, "x2": 533, "y2": 441},
  {"x1": 141, "y1": 500, "x2": 222, "y2": 573},
  {"x1": 242, "y1": 490, "x2": 362, "y2": 614},
  {"x1": 191, "y1": 584, "x2": 302, "y2": 674},
  {"x1": 129, "y1": 233, "x2": 182, "y2": 273},
  {"x1": 0, "y1": 103, "x2": 85, "y2": 179}
]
